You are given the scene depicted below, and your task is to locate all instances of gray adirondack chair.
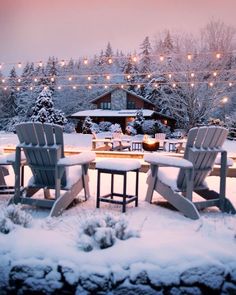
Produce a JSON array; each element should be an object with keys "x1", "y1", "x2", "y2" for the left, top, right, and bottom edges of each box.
[
  {"x1": 10, "y1": 122, "x2": 95, "y2": 217},
  {"x1": 144, "y1": 126, "x2": 236, "y2": 219}
]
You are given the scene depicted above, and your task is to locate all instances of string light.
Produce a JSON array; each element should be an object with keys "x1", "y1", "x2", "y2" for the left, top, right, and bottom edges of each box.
[
  {"x1": 209, "y1": 82, "x2": 214, "y2": 87},
  {"x1": 72, "y1": 86, "x2": 76, "y2": 89},
  {"x1": 147, "y1": 74, "x2": 151, "y2": 79},
  {"x1": 172, "y1": 83, "x2": 176, "y2": 88},
  {"x1": 4, "y1": 87, "x2": 7, "y2": 91},
  {"x1": 159, "y1": 55, "x2": 164, "y2": 62},
  {"x1": 104, "y1": 85, "x2": 108, "y2": 89},
  {"x1": 0, "y1": 64, "x2": 2, "y2": 69},
  {"x1": 213, "y1": 71, "x2": 217, "y2": 77},
  {"x1": 191, "y1": 83, "x2": 194, "y2": 87},
  {"x1": 60, "y1": 60, "x2": 65, "y2": 67},
  {"x1": 88, "y1": 85, "x2": 92, "y2": 89},
  {"x1": 50, "y1": 77, "x2": 55, "y2": 82},
  {"x1": 168, "y1": 73, "x2": 172, "y2": 79},
  {"x1": 187, "y1": 54, "x2": 192, "y2": 61},
  {"x1": 154, "y1": 83, "x2": 158, "y2": 88},
  {"x1": 1, "y1": 79, "x2": 5, "y2": 83},
  {"x1": 18, "y1": 62, "x2": 22, "y2": 68},
  {"x1": 39, "y1": 61, "x2": 43, "y2": 67},
  {"x1": 108, "y1": 58, "x2": 113, "y2": 64},
  {"x1": 190, "y1": 72, "x2": 195, "y2": 78},
  {"x1": 30, "y1": 86, "x2": 33, "y2": 91},
  {"x1": 87, "y1": 76, "x2": 91, "y2": 81},
  {"x1": 17, "y1": 78, "x2": 21, "y2": 83},
  {"x1": 83, "y1": 58, "x2": 88, "y2": 65},
  {"x1": 121, "y1": 84, "x2": 124, "y2": 88},
  {"x1": 44, "y1": 86, "x2": 47, "y2": 90},
  {"x1": 68, "y1": 76, "x2": 72, "y2": 81},
  {"x1": 229, "y1": 82, "x2": 233, "y2": 87},
  {"x1": 57, "y1": 86, "x2": 61, "y2": 90},
  {"x1": 216, "y1": 53, "x2": 221, "y2": 59},
  {"x1": 106, "y1": 75, "x2": 110, "y2": 80},
  {"x1": 34, "y1": 78, "x2": 38, "y2": 82},
  {"x1": 137, "y1": 84, "x2": 141, "y2": 88},
  {"x1": 16, "y1": 86, "x2": 20, "y2": 91},
  {"x1": 127, "y1": 74, "x2": 131, "y2": 79}
]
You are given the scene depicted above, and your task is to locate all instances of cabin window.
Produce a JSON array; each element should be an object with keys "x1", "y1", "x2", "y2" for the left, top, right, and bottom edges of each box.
[
  {"x1": 127, "y1": 100, "x2": 136, "y2": 109},
  {"x1": 100, "y1": 102, "x2": 111, "y2": 109}
]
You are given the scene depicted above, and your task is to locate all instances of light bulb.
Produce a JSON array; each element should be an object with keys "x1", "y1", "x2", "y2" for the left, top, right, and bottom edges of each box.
[
  {"x1": 2, "y1": 79, "x2": 5, "y2": 83},
  {"x1": 209, "y1": 82, "x2": 214, "y2": 87},
  {"x1": 18, "y1": 62, "x2": 22, "y2": 68},
  {"x1": 39, "y1": 61, "x2": 43, "y2": 67},
  {"x1": 216, "y1": 53, "x2": 221, "y2": 59},
  {"x1": 73, "y1": 86, "x2": 76, "y2": 89},
  {"x1": 84, "y1": 58, "x2": 88, "y2": 65},
  {"x1": 159, "y1": 55, "x2": 164, "y2": 61},
  {"x1": 34, "y1": 78, "x2": 38, "y2": 82},
  {"x1": 187, "y1": 54, "x2": 192, "y2": 60},
  {"x1": 68, "y1": 76, "x2": 72, "y2": 81},
  {"x1": 108, "y1": 58, "x2": 112, "y2": 64},
  {"x1": 172, "y1": 83, "x2": 176, "y2": 88},
  {"x1": 61, "y1": 60, "x2": 65, "y2": 67},
  {"x1": 190, "y1": 73, "x2": 195, "y2": 78},
  {"x1": 106, "y1": 75, "x2": 110, "y2": 80},
  {"x1": 191, "y1": 83, "x2": 194, "y2": 87}
]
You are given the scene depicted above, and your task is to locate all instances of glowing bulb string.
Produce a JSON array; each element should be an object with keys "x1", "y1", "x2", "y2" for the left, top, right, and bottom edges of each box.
[
  {"x1": 1, "y1": 49, "x2": 236, "y2": 69},
  {"x1": 0, "y1": 80, "x2": 235, "y2": 91},
  {"x1": 1, "y1": 68, "x2": 236, "y2": 82}
]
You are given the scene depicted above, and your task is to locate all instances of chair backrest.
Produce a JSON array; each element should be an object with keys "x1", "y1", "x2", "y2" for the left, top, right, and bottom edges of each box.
[
  {"x1": 155, "y1": 133, "x2": 166, "y2": 140},
  {"x1": 177, "y1": 126, "x2": 228, "y2": 190},
  {"x1": 15, "y1": 122, "x2": 66, "y2": 186}
]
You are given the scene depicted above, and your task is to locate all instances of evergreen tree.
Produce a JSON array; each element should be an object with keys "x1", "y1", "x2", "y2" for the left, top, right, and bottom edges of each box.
[
  {"x1": 82, "y1": 116, "x2": 93, "y2": 134},
  {"x1": 133, "y1": 109, "x2": 144, "y2": 134},
  {"x1": 31, "y1": 88, "x2": 67, "y2": 126}
]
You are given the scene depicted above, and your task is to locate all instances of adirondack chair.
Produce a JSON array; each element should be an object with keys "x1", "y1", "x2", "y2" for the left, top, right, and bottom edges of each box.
[
  {"x1": 10, "y1": 122, "x2": 95, "y2": 217},
  {"x1": 155, "y1": 133, "x2": 166, "y2": 150},
  {"x1": 144, "y1": 126, "x2": 236, "y2": 219}
]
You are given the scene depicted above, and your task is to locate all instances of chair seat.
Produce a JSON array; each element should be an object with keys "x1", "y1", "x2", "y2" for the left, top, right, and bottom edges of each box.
[{"x1": 158, "y1": 167, "x2": 180, "y2": 191}]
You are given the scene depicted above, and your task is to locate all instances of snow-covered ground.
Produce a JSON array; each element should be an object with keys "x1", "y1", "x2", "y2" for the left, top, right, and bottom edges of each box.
[{"x1": 0, "y1": 132, "x2": 236, "y2": 293}]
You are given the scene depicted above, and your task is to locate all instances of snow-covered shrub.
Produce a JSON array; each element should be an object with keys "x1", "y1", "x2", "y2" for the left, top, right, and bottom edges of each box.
[
  {"x1": 77, "y1": 213, "x2": 139, "y2": 251},
  {"x1": 109, "y1": 123, "x2": 122, "y2": 133},
  {"x1": 91, "y1": 122, "x2": 100, "y2": 133},
  {"x1": 63, "y1": 122, "x2": 76, "y2": 133},
  {"x1": 0, "y1": 205, "x2": 32, "y2": 234},
  {"x1": 99, "y1": 121, "x2": 112, "y2": 132},
  {"x1": 126, "y1": 124, "x2": 137, "y2": 136},
  {"x1": 94, "y1": 227, "x2": 116, "y2": 249},
  {"x1": 4, "y1": 116, "x2": 25, "y2": 133}
]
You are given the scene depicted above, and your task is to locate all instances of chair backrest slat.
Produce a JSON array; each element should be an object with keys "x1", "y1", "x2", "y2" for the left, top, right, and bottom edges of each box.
[
  {"x1": 177, "y1": 126, "x2": 228, "y2": 190},
  {"x1": 15, "y1": 122, "x2": 66, "y2": 187}
]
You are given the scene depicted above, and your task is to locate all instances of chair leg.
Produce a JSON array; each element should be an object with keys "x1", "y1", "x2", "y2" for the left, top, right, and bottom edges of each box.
[
  {"x1": 96, "y1": 170, "x2": 101, "y2": 208},
  {"x1": 122, "y1": 172, "x2": 127, "y2": 213}
]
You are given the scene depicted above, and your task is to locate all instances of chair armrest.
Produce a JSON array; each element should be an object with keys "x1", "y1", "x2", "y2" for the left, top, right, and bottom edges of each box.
[
  {"x1": 144, "y1": 154, "x2": 193, "y2": 169},
  {"x1": 57, "y1": 151, "x2": 96, "y2": 167}
]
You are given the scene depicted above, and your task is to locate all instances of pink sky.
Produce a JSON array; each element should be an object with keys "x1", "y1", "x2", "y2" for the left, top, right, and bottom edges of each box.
[{"x1": 1, "y1": 0, "x2": 236, "y2": 65}]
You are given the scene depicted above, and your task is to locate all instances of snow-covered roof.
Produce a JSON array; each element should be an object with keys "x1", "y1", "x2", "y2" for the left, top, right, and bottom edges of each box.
[
  {"x1": 70, "y1": 109, "x2": 155, "y2": 118},
  {"x1": 90, "y1": 87, "x2": 155, "y2": 105}
]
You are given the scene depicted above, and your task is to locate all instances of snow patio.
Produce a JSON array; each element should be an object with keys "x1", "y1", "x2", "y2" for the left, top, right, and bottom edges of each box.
[{"x1": 0, "y1": 131, "x2": 236, "y2": 294}]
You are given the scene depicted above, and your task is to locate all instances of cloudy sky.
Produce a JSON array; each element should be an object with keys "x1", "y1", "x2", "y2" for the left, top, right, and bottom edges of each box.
[{"x1": 1, "y1": 0, "x2": 236, "y2": 65}]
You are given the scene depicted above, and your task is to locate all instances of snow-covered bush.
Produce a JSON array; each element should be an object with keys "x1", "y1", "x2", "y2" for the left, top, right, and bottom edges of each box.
[
  {"x1": 142, "y1": 119, "x2": 170, "y2": 136},
  {"x1": 126, "y1": 124, "x2": 137, "y2": 136},
  {"x1": 77, "y1": 213, "x2": 139, "y2": 251},
  {"x1": 63, "y1": 122, "x2": 76, "y2": 133},
  {"x1": 99, "y1": 121, "x2": 112, "y2": 132},
  {"x1": 109, "y1": 123, "x2": 122, "y2": 133},
  {"x1": 90, "y1": 122, "x2": 100, "y2": 133},
  {"x1": 0, "y1": 205, "x2": 32, "y2": 234}
]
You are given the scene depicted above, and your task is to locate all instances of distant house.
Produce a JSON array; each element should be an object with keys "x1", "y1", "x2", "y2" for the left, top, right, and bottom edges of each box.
[{"x1": 70, "y1": 87, "x2": 176, "y2": 132}]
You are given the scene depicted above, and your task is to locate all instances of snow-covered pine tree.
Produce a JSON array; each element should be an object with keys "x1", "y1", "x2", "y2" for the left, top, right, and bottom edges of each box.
[
  {"x1": 133, "y1": 109, "x2": 144, "y2": 134},
  {"x1": 82, "y1": 116, "x2": 93, "y2": 134},
  {"x1": 31, "y1": 88, "x2": 67, "y2": 126}
]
